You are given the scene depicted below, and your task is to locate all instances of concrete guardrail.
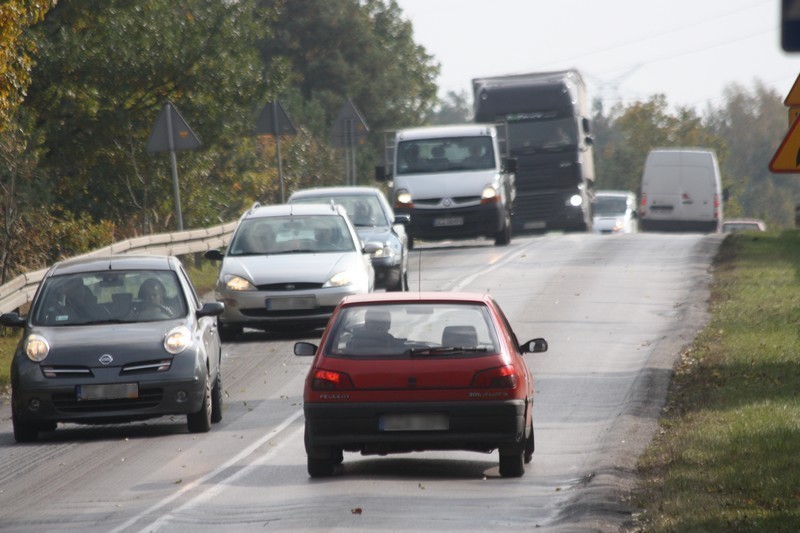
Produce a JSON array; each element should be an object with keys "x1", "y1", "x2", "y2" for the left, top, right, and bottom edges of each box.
[{"x1": 0, "y1": 220, "x2": 237, "y2": 315}]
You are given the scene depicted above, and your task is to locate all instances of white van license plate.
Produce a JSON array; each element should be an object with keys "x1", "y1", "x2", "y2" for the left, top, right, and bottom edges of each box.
[{"x1": 433, "y1": 217, "x2": 464, "y2": 227}]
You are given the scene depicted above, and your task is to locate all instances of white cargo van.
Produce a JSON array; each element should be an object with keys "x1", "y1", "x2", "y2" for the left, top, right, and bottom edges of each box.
[
  {"x1": 375, "y1": 124, "x2": 516, "y2": 247},
  {"x1": 639, "y1": 148, "x2": 723, "y2": 232}
]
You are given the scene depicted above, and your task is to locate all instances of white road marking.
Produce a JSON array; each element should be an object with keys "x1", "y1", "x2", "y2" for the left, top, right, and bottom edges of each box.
[{"x1": 109, "y1": 409, "x2": 304, "y2": 533}]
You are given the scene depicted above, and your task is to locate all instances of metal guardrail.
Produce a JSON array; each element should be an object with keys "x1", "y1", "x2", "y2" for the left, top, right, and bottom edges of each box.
[{"x1": 0, "y1": 220, "x2": 237, "y2": 315}]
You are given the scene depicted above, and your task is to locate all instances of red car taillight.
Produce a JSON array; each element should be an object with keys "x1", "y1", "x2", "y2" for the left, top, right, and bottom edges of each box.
[
  {"x1": 472, "y1": 365, "x2": 518, "y2": 389},
  {"x1": 311, "y1": 369, "x2": 354, "y2": 390}
]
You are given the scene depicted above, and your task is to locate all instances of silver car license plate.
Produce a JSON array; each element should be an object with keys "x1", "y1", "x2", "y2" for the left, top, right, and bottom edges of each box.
[
  {"x1": 267, "y1": 296, "x2": 317, "y2": 310},
  {"x1": 433, "y1": 217, "x2": 464, "y2": 227},
  {"x1": 77, "y1": 383, "x2": 139, "y2": 401},
  {"x1": 379, "y1": 413, "x2": 449, "y2": 431}
]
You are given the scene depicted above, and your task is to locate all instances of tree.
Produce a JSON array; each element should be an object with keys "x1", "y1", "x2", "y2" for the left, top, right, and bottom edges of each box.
[
  {"x1": 706, "y1": 81, "x2": 795, "y2": 226},
  {"x1": 594, "y1": 95, "x2": 723, "y2": 194},
  {"x1": 0, "y1": 1, "x2": 55, "y2": 281},
  {"x1": 427, "y1": 90, "x2": 473, "y2": 125},
  {"x1": 256, "y1": 0, "x2": 439, "y2": 184},
  {"x1": 24, "y1": 0, "x2": 273, "y2": 233},
  {"x1": 0, "y1": 0, "x2": 56, "y2": 132}
]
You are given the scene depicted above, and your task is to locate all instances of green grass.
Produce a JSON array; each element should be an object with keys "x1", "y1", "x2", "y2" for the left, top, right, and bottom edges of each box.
[
  {"x1": 0, "y1": 333, "x2": 19, "y2": 390},
  {"x1": 634, "y1": 230, "x2": 800, "y2": 531},
  {"x1": 183, "y1": 255, "x2": 220, "y2": 297}
]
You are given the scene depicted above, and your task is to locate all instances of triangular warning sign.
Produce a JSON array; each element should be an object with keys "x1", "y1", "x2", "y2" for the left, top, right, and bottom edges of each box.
[
  {"x1": 784, "y1": 74, "x2": 800, "y2": 106},
  {"x1": 255, "y1": 101, "x2": 297, "y2": 136},
  {"x1": 146, "y1": 101, "x2": 201, "y2": 153},
  {"x1": 769, "y1": 114, "x2": 800, "y2": 173}
]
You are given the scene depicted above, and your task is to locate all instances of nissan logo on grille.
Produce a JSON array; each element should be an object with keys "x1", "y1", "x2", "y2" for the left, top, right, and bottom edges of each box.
[
  {"x1": 99, "y1": 354, "x2": 114, "y2": 365},
  {"x1": 285, "y1": 284, "x2": 296, "y2": 290}
]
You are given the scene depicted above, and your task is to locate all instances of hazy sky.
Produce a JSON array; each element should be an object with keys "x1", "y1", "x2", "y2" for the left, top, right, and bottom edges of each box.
[{"x1": 394, "y1": 0, "x2": 800, "y2": 111}]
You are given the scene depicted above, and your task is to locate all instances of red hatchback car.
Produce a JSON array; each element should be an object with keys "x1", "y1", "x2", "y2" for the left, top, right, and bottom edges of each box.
[{"x1": 294, "y1": 292, "x2": 548, "y2": 478}]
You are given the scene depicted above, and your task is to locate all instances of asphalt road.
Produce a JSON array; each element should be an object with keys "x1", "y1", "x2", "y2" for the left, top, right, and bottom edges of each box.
[{"x1": 0, "y1": 231, "x2": 723, "y2": 532}]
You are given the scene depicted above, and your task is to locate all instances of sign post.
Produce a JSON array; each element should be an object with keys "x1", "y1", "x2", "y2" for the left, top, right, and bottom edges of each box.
[
  {"x1": 256, "y1": 100, "x2": 297, "y2": 203},
  {"x1": 146, "y1": 101, "x2": 201, "y2": 231},
  {"x1": 331, "y1": 100, "x2": 369, "y2": 185}
]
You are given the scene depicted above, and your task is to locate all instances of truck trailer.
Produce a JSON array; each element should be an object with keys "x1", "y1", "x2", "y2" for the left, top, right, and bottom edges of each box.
[{"x1": 473, "y1": 69, "x2": 595, "y2": 232}]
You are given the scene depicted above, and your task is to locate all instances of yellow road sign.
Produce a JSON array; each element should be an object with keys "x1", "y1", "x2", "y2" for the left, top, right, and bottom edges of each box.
[
  {"x1": 791, "y1": 107, "x2": 800, "y2": 127},
  {"x1": 785, "y1": 74, "x2": 800, "y2": 106},
  {"x1": 770, "y1": 113, "x2": 800, "y2": 173}
]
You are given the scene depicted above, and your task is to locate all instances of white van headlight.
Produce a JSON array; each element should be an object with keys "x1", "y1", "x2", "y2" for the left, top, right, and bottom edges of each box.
[
  {"x1": 481, "y1": 185, "x2": 499, "y2": 203},
  {"x1": 395, "y1": 189, "x2": 412, "y2": 206}
]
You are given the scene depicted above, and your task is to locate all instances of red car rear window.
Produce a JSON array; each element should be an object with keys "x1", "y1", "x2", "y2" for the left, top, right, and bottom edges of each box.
[{"x1": 323, "y1": 303, "x2": 500, "y2": 358}]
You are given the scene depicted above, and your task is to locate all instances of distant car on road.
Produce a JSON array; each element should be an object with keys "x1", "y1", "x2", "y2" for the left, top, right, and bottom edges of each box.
[
  {"x1": 0, "y1": 255, "x2": 225, "y2": 442},
  {"x1": 295, "y1": 291, "x2": 548, "y2": 478},
  {"x1": 592, "y1": 190, "x2": 638, "y2": 234},
  {"x1": 722, "y1": 219, "x2": 766, "y2": 233},
  {"x1": 288, "y1": 186, "x2": 411, "y2": 291},
  {"x1": 204, "y1": 202, "x2": 378, "y2": 340}
]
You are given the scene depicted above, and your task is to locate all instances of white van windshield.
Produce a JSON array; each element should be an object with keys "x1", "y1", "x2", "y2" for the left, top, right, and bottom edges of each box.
[{"x1": 397, "y1": 137, "x2": 495, "y2": 174}]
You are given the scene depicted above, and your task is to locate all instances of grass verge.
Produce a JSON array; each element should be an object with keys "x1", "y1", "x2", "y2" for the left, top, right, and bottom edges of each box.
[{"x1": 633, "y1": 230, "x2": 800, "y2": 530}]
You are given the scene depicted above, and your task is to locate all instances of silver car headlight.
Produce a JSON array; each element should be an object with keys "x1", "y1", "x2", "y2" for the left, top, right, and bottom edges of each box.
[
  {"x1": 324, "y1": 270, "x2": 354, "y2": 288},
  {"x1": 25, "y1": 334, "x2": 50, "y2": 362},
  {"x1": 165, "y1": 326, "x2": 192, "y2": 354},
  {"x1": 370, "y1": 242, "x2": 395, "y2": 259},
  {"x1": 223, "y1": 274, "x2": 257, "y2": 291}
]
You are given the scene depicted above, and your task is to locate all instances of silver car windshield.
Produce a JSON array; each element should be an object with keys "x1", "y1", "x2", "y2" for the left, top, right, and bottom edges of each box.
[
  {"x1": 291, "y1": 195, "x2": 387, "y2": 228},
  {"x1": 228, "y1": 215, "x2": 355, "y2": 256},
  {"x1": 594, "y1": 196, "x2": 629, "y2": 216},
  {"x1": 32, "y1": 270, "x2": 187, "y2": 326}
]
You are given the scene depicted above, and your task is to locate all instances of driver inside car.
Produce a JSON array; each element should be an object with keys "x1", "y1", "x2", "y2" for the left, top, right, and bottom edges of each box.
[{"x1": 128, "y1": 278, "x2": 175, "y2": 320}]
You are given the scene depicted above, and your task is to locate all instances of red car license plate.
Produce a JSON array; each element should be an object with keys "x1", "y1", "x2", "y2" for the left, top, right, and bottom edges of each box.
[{"x1": 379, "y1": 413, "x2": 449, "y2": 431}]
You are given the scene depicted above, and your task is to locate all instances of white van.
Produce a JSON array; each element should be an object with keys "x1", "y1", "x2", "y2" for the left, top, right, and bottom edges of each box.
[
  {"x1": 639, "y1": 148, "x2": 723, "y2": 232},
  {"x1": 375, "y1": 124, "x2": 516, "y2": 247}
]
